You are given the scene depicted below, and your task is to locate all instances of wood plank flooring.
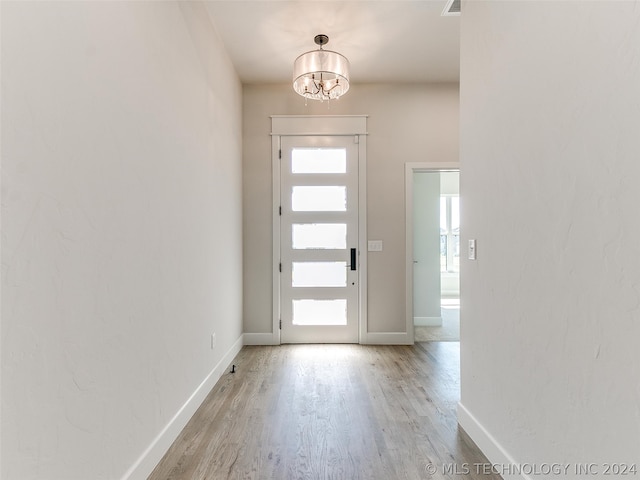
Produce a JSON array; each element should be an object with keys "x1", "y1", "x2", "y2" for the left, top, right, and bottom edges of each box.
[{"x1": 148, "y1": 343, "x2": 501, "y2": 480}]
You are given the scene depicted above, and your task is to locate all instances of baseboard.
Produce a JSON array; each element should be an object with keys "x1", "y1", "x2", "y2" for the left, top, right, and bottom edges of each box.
[
  {"x1": 121, "y1": 335, "x2": 244, "y2": 480},
  {"x1": 414, "y1": 316, "x2": 442, "y2": 326},
  {"x1": 457, "y1": 402, "x2": 529, "y2": 480},
  {"x1": 243, "y1": 331, "x2": 414, "y2": 346},
  {"x1": 243, "y1": 332, "x2": 278, "y2": 345},
  {"x1": 364, "y1": 332, "x2": 412, "y2": 345}
]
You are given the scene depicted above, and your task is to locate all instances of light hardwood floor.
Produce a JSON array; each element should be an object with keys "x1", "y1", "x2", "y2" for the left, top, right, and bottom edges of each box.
[{"x1": 149, "y1": 343, "x2": 501, "y2": 480}]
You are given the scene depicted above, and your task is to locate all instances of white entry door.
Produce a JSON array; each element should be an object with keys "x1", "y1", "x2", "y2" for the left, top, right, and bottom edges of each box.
[{"x1": 280, "y1": 135, "x2": 360, "y2": 343}]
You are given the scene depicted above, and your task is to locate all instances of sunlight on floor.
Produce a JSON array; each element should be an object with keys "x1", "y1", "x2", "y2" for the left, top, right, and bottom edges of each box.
[{"x1": 289, "y1": 344, "x2": 356, "y2": 359}]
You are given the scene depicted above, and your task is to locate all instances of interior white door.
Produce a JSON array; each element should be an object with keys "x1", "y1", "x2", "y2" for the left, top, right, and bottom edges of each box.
[{"x1": 280, "y1": 135, "x2": 359, "y2": 343}]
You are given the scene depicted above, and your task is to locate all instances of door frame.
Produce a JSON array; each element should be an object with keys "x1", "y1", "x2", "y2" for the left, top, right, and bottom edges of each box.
[
  {"x1": 405, "y1": 162, "x2": 459, "y2": 344},
  {"x1": 272, "y1": 115, "x2": 368, "y2": 345}
]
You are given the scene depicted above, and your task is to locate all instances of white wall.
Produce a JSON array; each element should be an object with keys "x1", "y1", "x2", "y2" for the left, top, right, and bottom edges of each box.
[
  {"x1": 243, "y1": 84, "x2": 459, "y2": 337},
  {"x1": 459, "y1": 1, "x2": 640, "y2": 475},
  {"x1": 440, "y1": 171, "x2": 459, "y2": 196},
  {"x1": 1, "y1": 2, "x2": 243, "y2": 479}
]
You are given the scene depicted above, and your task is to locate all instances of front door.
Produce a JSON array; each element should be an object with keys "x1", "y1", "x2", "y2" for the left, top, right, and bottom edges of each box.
[{"x1": 279, "y1": 135, "x2": 360, "y2": 343}]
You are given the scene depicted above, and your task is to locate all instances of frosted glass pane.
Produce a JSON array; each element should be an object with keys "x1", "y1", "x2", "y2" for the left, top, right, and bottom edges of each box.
[
  {"x1": 292, "y1": 262, "x2": 347, "y2": 287},
  {"x1": 293, "y1": 299, "x2": 347, "y2": 325},
  {"x1": 292, "y1": 224, "x2": 347, "y2": 249},
  {"x1": 292, "y1": 186, "x2": 346, "y2": 212},
  {"x1": 292, "y1": 148, "x2": 346, "y2": 174}
]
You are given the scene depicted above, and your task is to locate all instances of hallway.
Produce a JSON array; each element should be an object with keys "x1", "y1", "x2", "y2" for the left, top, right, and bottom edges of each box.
[{"x1": 149, "y1": 343, "x2": 500, "y2": 480}]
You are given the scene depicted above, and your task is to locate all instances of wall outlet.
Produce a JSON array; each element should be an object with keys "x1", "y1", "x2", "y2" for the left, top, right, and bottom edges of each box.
[{"x1": 211, "y1": 333, "x2": 216, "y2": 349}]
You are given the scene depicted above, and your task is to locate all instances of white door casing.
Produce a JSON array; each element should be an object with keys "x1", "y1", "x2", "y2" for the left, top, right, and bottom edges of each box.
[{"x1": 271, "y1": 115, "x2": 368, "y2": 345}]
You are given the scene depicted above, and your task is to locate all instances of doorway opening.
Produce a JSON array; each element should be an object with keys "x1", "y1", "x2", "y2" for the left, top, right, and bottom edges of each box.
[{"x1": 405, "y1": 164, "x2": 460, "y2": 343}]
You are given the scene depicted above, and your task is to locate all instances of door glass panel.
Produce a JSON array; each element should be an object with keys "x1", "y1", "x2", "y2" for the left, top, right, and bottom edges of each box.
[
  {"x1": 291, "y1": 186, "x2": 346, "y2": 212},
  {"x1": 292, "y1": 262, "x2": 347, "y2": 287},
  {"x1": 293, "y1": 299, "x2": 347, "y2": 325},
  {"x1": 292, "y1": 148, "x2": 346, "y2": 174},
  {"x1": 292, "y1": 223, "x2": 347, "y2": 250}
]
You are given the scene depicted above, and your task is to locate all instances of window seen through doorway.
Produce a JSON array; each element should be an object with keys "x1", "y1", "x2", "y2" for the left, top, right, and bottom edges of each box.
[{"x1": 440, "y1": 196, "x2": 460, "y2": 273}]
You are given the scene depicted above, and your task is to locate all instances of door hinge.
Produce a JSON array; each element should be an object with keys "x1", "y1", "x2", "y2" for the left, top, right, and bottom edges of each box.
[
  {"x1": 279, "y1": 206, "x2": 282, "y2": 216},
  {"x1": 279, "y1": 262, "x2": 282, "y2": 273},
  {"x1": 279, "y1": 319, "x2": 282, "y2": 330},
  {"x1": 279, "y1": 149, "x2": 282, "y2": 159}
]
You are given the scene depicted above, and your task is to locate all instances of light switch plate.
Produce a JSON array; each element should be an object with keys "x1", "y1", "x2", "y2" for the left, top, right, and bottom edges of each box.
[
  {"x1": 368, "y1": 240, "x2": 383, "y2": 252},
  {"x1": 468, "y1": 239, "x2": 477, "y2": 260}
]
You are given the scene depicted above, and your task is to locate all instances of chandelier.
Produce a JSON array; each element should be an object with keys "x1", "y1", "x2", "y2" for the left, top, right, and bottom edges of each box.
[{"x1": 293, "y1": 34, "x2": 350, "y2": 102}]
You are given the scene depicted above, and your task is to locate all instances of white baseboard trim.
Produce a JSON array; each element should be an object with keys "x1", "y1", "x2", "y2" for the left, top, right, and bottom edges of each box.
[
  {"x1": 364, "y1": 332, "x2": 412, "y2": 345},
  {"x1": 457, "y1": 402, "x2": 530, "y2": 480},
  {"x1": 243, "y1": 332, "x2": 279, "y2": 345},
  {"x1": 121, "y1": 335, "x2": 244, "y2": 480},
  {"x1": 414, "y1": 316, "x2": 442, "y2": 327}
]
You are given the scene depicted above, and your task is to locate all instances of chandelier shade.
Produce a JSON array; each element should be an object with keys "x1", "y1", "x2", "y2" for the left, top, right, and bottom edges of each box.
[{"x1": 293, "y1": 35, "x2": 350, "y2": 101}]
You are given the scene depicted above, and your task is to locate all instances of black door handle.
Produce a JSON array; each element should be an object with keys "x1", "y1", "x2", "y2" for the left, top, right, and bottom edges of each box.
[{"x1": 350, "y1": 248, "x2": 357, "y2": 271}]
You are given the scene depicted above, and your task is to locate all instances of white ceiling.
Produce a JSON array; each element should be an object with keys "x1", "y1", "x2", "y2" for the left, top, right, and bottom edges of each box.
[{"x1": 204, "y1": 1, "x2": 460, "y2": 85}]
